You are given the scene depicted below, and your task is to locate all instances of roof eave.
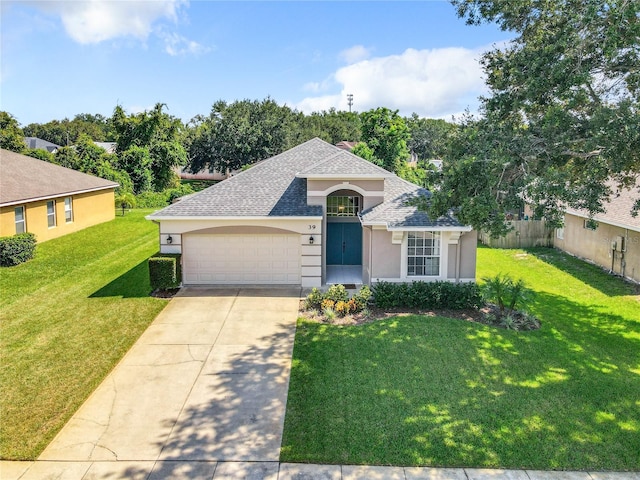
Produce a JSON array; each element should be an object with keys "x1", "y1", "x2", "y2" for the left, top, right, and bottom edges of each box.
[
  {"x1": 0, "y1": 184, "x2": 118, "y2": 208},
  {"x1": 146, "y1": 214, "x2": 324, "y2": 221},
  {"x1": 564, "y1": 209, "x2": 640, "y2": 233}
]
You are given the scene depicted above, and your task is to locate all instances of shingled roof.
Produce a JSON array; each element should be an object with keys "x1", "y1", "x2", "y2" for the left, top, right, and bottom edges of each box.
[
  {"x1": 566, "y1": 181, "x2": 640, "y2": 232},
  {"x1": 148, "y1": 138, "x2": 468, "y2": 229},
  {"x1": 0, "y1": 149, "x2": 118, "y2": 207}
]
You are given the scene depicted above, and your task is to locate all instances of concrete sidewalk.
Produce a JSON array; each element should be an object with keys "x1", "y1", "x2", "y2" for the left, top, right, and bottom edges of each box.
[{"x1": 2, "y1": 461, "x2": 638, "y2": 479}]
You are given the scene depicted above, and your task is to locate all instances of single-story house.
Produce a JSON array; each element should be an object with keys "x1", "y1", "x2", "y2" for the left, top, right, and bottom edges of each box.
[
  {"x1": 147, "y1": 138, "x2": 477, "y2": 287},
  {"x1": 0, "y1": 149, "x2": 118, "y2": 242},
  {"x1": 554, "y1": 182, "x2": 640, "y2": 283}
]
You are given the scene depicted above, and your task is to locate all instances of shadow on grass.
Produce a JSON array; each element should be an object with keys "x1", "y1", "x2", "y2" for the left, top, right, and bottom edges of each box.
[
  {"x1": 525, "y1": 247, "x2": 639, "y2": 297},
  {"x1": 278, "y1": 288, "x2": 640, "y2": 469},
  {"x1": 89, "y1": 259, "x2": 152, "y2": 298}
]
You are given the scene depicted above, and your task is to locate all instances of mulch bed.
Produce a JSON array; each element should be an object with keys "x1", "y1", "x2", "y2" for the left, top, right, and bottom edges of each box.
[{"x1": 299, "y1": 300, "x2": 541, "y2": 330}]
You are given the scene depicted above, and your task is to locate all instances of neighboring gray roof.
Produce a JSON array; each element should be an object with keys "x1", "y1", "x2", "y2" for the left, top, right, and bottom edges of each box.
[
  {"x1": 0, "y1": 149, "x2": 118, "y2": 206},
  {"x1": 360, "y1": 176, "x2": 465, "y2": 229},
  {"x1": 94, "y1": 142, "x2": 117, "y2": 154},
  {"x1": 148, "y1": 137, "x2": 467, "y2": 229},
  {"x1": 24, "y1": 137, "x2": 61, "y2": 153},
  {"x1": 566, "y1": 181, "x2": 640, "y2": 232}
]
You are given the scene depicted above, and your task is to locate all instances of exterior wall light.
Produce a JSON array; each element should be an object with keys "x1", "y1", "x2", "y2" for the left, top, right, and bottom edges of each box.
[
  {"x1": 166, "y1": 235, "x2": 173, "y2": 244},
  {"x1": 309, "y1": 236, "x2": 314, "y2": 245}
]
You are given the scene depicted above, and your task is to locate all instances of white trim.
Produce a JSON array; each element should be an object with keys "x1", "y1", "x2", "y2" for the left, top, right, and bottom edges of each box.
[
  {"x1": 387, "y1": 225, "x2": 473, "y2": 232},
  {"x1": 371, "y1": 277, "x2": 476, "y2": 284},
  {"x1": 401, "y1": 231, "x2": 446, "y2": 280},
  {"x1": 0, "y1": 185, "x2": 117, "y2": 208},
  {"x1": 14, "y1": 205, "x2": 26, "y2": 234},
  {"x1": 46, "y1": 199, "x2": 56, "y2": 228},
  {"x1": 146, "y1": 215, "x2": 323, "y2": 221},
  {"x1": 308, "y1": 188, "x2": 385, "y2": 197}
]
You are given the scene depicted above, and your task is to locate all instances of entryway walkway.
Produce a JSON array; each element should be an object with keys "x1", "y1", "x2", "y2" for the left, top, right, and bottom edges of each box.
[{"x1": 326, "y1": 265, "x2": 362, "y2": 285}]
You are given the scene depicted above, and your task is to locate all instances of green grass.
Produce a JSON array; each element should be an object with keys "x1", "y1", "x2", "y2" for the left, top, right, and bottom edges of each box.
[
  {"x1": 281, "y1": 246, "x2": 640, "y2": 470},
  {"x1": 0, "y1": 210, "x2": 168, "y2": 460}
]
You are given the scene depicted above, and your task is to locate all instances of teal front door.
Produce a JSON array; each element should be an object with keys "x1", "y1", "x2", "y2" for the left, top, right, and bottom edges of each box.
[{"x1": 327, "y1": 222, "x2": 362, "y2": 265}]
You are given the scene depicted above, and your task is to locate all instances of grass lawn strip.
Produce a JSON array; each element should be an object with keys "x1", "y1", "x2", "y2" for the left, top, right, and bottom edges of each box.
[
  {"x1": 0, "y1": 210, "x2": 168, "y2": 460},
  {"x1": 281, "y1": 246, "x2": 640, "y2": 470}
]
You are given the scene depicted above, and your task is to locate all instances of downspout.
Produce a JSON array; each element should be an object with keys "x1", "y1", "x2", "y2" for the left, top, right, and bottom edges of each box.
[
  {"x1": 622, "y1": 228, "x2": 628, "y2": 279},
  {"x1": 368, "y1": 225, "x2": 373, "y2": 284},
  {"x1": 455, "y1": 232, "x2": 465, "y2": 283}
]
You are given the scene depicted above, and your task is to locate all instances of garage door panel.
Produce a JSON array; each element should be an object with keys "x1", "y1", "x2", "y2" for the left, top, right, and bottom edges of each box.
[{"x1": 183, "y1": 233, "x2": 301, "y2": 285}]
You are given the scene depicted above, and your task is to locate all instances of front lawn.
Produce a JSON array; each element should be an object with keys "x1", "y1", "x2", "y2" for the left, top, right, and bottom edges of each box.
[
  {"x1": 0, "y1": 210, "x2": 168, "y2": 460},
  {"x1": 281, "y1": 246, "x2": 640, "y2": 470}
]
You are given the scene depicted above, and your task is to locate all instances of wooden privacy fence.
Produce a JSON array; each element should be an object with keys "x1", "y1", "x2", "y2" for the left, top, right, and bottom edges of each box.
[{"x1": 479, "y1": 220, "x2": 554, "y2": 248}]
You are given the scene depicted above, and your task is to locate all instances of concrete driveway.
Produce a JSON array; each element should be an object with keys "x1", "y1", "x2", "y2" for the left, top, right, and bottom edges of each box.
[{"x1": 31, "y1": 287, "x2": 301, "y2": 479}]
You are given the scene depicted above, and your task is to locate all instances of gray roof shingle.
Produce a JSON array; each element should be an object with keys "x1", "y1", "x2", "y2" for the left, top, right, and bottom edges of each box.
[
  {"x1": 0, "y1": 149, "x2": 118, "y2": 206},
  {"x1": 566, "y1": 181, "x2": 640, "y2": 232},
  {"x1": 149, "y1": 138, "x2": 467, "y2": 229},
  {"x1": 360, "y1": 176, "x2": 465, "y2": 229}
]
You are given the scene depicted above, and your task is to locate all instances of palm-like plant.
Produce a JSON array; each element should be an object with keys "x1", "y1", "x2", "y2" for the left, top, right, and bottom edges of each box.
[
  {"x1": 114, "y1": 193, "x2": 136, "y2": 216},
  {"x1": 481, "y1": 273, "x2": 529, "y2": 316}
]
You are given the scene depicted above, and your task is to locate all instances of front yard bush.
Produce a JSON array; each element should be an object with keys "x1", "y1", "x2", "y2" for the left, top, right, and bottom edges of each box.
[
  {"x1": 0, "y1": 233, "x2": 37, "y2": 267},
  {"x1": 371, "y1": 280, "x2": 483, "y2": 310},
  {"x1": 148, "y1": 254, "x2": 182, "y2": 290},
  {"x1": 304, "y1": 285, "x2": 372, "y2": 317}
]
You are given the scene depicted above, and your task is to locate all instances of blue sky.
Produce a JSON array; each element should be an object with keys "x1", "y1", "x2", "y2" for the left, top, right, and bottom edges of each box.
[{"x1": 1, "y1": 1, "x2": 511, "y2": 126}]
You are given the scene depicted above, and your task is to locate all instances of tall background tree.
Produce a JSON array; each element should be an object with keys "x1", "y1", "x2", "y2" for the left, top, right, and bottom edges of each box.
[
  {"x1": 358, "y1": 107, "x2": 410, "y2": 173},
  {"x1": 433, "y1": 0, "x2": 640, "y2": 236},
  {"x1": 112, "y1": 103, "x2": 187, "y2": 192},
  {"x1": 187, "y1": 98, "x2": 297, "y2": 176}
]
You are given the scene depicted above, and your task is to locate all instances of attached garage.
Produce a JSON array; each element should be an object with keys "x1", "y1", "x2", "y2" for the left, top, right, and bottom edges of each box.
[{"x1": 182, "y1": 233, "x2": 301, "y2": 285}]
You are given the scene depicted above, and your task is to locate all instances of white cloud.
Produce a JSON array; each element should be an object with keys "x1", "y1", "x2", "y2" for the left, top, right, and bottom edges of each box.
[
  {"x1": 295, "y1": 47, "x2": 489, "y2": 118},
  {"x1": 160, "y1": 31, "x2": 210, "y2": 56},
  {"x1": 339, "y1": 45, "x2": 372, "y2": 64},
  {"x1": 32, "y1": 0, "x2": 185, "y2": 44}
]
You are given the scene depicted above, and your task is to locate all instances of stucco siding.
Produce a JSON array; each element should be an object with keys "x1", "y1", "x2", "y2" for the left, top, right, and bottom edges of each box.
[
  {"x1": 370, "y1": 229, "x2": 401, "y2": 279},
  {"x1": 0, "y1": 189, "x2": 115, "y2": 242},
  {"x1": 460, "y1": 230, "x2": 478, "y2": 280},
  {"x1": 555, "y1": 213, "x2": 640, "y2": 283}
]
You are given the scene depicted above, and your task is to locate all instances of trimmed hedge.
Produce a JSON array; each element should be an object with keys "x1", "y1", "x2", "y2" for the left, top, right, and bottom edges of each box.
[
  {"x1": 371, "y1": 280, "x2": 483, "y2": 310},
  {"x1": 148, "y1": 254, "x2": 182, "y2": 290},
  {"x1": 0, "y1": 233, "x2": 37, "y2": 267}
]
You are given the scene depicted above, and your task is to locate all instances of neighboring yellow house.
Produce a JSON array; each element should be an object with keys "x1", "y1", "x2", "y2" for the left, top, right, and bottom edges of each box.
[
  {"x1": 554, "y1": 182, "x2": 640, "y2": 284},
  {"x1": 0, "y1": 149, "x2": 118, "y2": 243}
]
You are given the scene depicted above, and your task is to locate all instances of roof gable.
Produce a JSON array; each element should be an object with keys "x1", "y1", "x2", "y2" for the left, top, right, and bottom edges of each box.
[
  {"x1": 296, "y1": 150, "x2": 393, "y2": 179},
  {"x1": 0, "y1": 149, "x2": 118, "y2": 206}
]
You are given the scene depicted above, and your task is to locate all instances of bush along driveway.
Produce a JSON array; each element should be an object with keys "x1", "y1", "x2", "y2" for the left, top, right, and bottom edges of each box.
[
  {"x1": 0, "y1": 210, "x2": 168, "y2": 460},
  {"x1": 281, "y1": 246, "x2": 640, "y2": 470}
]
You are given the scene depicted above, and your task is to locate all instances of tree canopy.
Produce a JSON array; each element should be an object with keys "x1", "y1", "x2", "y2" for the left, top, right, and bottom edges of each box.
[{"x1": 435, "y1": 0, "x2": 640, "y2": 235}]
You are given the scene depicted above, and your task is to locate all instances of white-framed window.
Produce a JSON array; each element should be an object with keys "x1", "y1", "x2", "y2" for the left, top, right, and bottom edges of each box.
[
  {"x1": 47, "y1": 200, "x2": 56, "y2": 228},
  {"x1": 64, "y1": 197, "x2": 73, "y2": 223},
  {"x1": 327, "y1": 196, "x2": 360, "y2": 216},
  {"x1": 15, "y1": 206, "x2": 26, "y2": 234},
  {"x1": 556, "y1": 228, "x2": 564, "y2": 240},
  {"x1": 407, "y1": 231, "x2": 441, "y2": 276}
]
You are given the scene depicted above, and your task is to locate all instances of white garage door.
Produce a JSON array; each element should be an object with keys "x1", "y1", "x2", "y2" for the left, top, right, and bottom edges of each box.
[{"x1": 183, "y1": 234, "x2": 301, "y2": 285}]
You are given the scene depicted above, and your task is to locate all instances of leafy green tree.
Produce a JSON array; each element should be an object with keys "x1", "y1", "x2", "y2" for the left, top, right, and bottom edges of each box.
[
  {"x1": 23, "y1": 114, "x2": 114, "y2": 146},
  {"x1": 188, "y1": 98, "x2": 296, "y2": 175},
  {"x1": 112, "y1": 103, "x2": 187, "y2": 192},
  {"x1": 445, "y1": 0, "x2": 640, "y2": 229},
  {"x1": 406, "y1": 114, "x2": 456, "y2": 160},
  {"x1": 296, "y1": 109, "x2": 361, "y2": 145},
  {"x1": 96, "y1": 161, "x2": 133, "y2": 195},
  {"x1": 351, "y1": 142, "x2": 381, "y2": 166},
  {"x1": 116, "y1": 146, "x2": 153, "y2": 194},
  {"x1": 114, "y1": 192, "x2": 136, "y2": 216},
  {"x1": 0, "y1": 111, "x2": 26, "y2": 153},
  {"x1": 360, "y1": 107, "x2": 410, "y2": 173},
  {"x1": 24, "y1": 148, "x2": 55, "y2": 162}
]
